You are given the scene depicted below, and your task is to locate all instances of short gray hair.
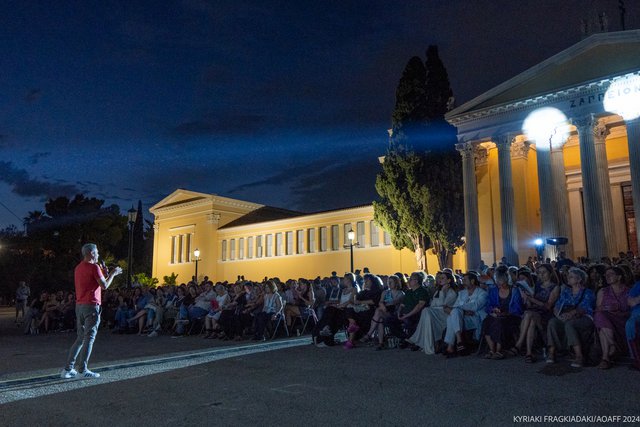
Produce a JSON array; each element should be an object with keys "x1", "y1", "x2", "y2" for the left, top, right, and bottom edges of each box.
[
  {"x1": 81, "y1": 243, "x2": 97, "y2": 257},
  {"x1": 568, "y1": 267, "x2": 588, "y2": 285}
]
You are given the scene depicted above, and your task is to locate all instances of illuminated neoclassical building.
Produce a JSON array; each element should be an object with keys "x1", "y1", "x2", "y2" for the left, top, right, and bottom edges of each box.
[
  {"x1": 446, "y1": 30, "x2": 640, "y2": 268},
  {"x1": 150, "y1": 30, "x2": 640, "y2": 282},
  {"x1": 149, "y1": 189, "x2": 465, "y2": 282}
]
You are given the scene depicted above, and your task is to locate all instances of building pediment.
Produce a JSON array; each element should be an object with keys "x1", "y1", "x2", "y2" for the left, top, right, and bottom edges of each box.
[
  {"x1": 447, "y1": 30, "x2": 640, "y2": 123},
  {"x1": 149, "y1": 189, "x2": 214, "y2": 213}
]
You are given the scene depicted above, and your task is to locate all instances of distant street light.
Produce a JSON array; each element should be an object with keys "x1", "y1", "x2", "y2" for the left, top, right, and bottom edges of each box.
[
  {"x1": 534, "y1": 238, "x2": 544, "y2": 260},
  {"x1": 193, "y1": 248, "x2": 200, "y2": 284},
  {"x1": 127, "y1": 206, "x2": 137, "y2": 288},
  {"x1": 343, "y1": 227, "x2": 361, "y2": 273}
]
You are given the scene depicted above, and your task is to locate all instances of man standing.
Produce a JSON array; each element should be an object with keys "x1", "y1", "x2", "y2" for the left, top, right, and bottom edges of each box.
[{"x1": 61, "y1": 243, "x2": 122, "y2": 379}]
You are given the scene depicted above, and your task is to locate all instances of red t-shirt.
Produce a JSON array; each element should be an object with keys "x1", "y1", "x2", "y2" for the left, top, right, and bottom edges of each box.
[{"x1": 74, "y1": 261, "x2": 105, "y2": 305}]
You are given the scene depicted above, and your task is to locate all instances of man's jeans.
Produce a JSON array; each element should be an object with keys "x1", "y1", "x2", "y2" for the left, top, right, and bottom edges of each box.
[{"x1": 65, "y1": 304, "x2": 101, "y2": 372}]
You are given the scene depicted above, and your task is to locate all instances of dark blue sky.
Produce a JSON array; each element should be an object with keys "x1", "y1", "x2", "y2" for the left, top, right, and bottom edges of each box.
[{"x1": 1, "y1": 0, "x2": 638, "y2": 228}]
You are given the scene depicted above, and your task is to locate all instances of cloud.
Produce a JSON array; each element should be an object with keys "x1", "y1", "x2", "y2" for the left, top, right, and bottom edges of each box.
[
  {"x1": 25, "y1": 89, "x2": 42, "y2": 103},
  {"x1": 0, "y1": 161, "x2": 80, "y2": 198},
  {"x1": 227, "y1": 155, "x2": 381, "y2": 213},
  {"x1": 28, "y1": 152, "x2": 51, "y2": 165},
  {"x1": 168, "y1": 113, "x2": 269, "y2": 138}
]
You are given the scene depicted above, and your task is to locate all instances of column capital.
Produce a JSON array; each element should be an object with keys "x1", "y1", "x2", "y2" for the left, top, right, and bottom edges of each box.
[
  {"x1": 455, "y1": 141, "x2": 475, "y2": 159},
  {"x1": 511, "y1": 140, "x2": 531, "y2": 159},
  {"x1": 153, "y1": 222, "x2": 159, "y2": 232},
  {"x1": 207, "y1": 213, "x2": 221, "y2": 224},
  {"x1": 494, "y1": 133, "x2": 518, "y2": 148},
  {"x1": 475, "y1": 146, "x2": 488, "y2": 167},
  {"x1": 593, "y1": 122, "x2": 610, "y2": 143},
  {"x1": 571, "y1": 113, "x2": 597, "y2": 131}
]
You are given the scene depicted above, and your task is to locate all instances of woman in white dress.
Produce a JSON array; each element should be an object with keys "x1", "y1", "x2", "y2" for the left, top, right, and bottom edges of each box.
[{"x1": 408, "y1": 271, "x2": 458, "y2": 354}]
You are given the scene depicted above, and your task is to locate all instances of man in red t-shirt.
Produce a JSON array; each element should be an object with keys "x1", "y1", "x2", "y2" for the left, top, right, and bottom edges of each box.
[{"x1": 61, "y1": 243, "x2": 122, "y2": 379}]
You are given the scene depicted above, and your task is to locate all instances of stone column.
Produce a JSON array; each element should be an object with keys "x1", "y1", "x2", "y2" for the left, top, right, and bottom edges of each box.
[
  {"x1": 549, "y1": 140, "x2": 574, "y2": 257},
  {"x1": 495, "y1": 134, "x2": 519, "y2": 265},
  {"x1": 573, "y1": 114, "x2": 607, "y2": 262},
  {"x1": 593, "y1": 121, "x2": 616, "y2": 256},
  {"x1": 535, "y1": 144, "x2": 557, "y2": 259},
  {"x1": 456, "y1": 141, "x2": 481, "y2": 270},
  {"x1": 625, "y1": 118, "x2": 640, "y2": 254}
]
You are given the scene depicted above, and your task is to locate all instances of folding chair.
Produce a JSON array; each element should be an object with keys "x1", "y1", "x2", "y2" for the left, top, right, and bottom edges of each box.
[
  {"x1": 292, "y1": 306, "x2": 318, "y2": 335},
  {"x1": 188, "y1": 315, "x2": 207, "y2": 336},
  {"x1": 270, "y1": 312, "x2": 289, "y2": 339}
]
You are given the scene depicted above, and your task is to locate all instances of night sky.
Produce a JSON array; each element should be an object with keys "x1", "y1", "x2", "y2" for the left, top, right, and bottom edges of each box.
[{"x1": 1, "y1": 0, "x2": 638, "y2": 229}]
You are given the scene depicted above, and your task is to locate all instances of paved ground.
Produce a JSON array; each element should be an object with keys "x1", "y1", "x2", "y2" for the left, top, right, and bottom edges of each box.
[{"x1": 1, "y1": 307, "x2": 639, "y2": 427}]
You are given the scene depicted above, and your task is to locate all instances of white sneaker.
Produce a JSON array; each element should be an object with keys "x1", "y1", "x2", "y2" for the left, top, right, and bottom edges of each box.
[
  {"x1": 316, "y1": 342, "x2": 328, "y2": 348},
  {"x1": 147, "y1": 331, "x2": 158, "y2": 338},
  {"x1": 79, "y1": 369, "x2": 100, "y2": 379},
  {"x1": 60, "y1": 368, "x2": 77, "y2": 379}
]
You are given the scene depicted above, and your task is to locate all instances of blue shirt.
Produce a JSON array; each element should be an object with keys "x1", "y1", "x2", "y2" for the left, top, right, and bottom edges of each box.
[
  {"x1": 629, "y1": 281, "x2": 640, "y2": 316},
  {"x1": 554, "y1": 286, "x2": 595, "y2": 317},
  {"x1": 487, "y1": 286, "x2": 524, "y2": 316}
]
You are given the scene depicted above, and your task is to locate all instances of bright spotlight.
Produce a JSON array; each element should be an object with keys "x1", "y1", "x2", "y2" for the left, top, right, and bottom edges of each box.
[
  {"x1": 534, "y1": 238, "x2": 543, "y2": 246},
  {"x1": 604, "y1": 74, "x2": 640, "y2": 121},
  {"x1": 522, "y1": 107, "x2": 570, "y2": 151}
]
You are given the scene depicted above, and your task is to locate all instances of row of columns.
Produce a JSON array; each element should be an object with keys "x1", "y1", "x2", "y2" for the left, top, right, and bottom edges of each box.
[{"x1": 457, "y1": 114, "x2": 640, "y2": 269}]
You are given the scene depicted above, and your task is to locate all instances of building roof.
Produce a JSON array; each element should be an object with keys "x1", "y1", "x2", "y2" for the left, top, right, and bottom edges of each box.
[
  {"x1": 217, "y1": 206, "x2": 304, "y2": 229},
  {"x1": 446, "y1": 30, "x2": 640, "y2": 120}
]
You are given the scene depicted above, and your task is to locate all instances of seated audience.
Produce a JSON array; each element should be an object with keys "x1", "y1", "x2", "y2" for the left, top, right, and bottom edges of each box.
[
  {"x1": 626, "y1": 268, "x2": 640, "y2": 371},
  {"x1": 343, "y1": 274, "x2": 383, "y2": 349},
  {"x1": 483, "y1": 265, "x2": 524, "y2": 360},
  {"x1": 407, "y1": 271, "x2": 457, "y2": 354},
  {"x1": 253, "y1": 281, "x2": 283, "y2": 340},
  {"x1": 313, "y1": 275, "x2": 357, "y2": 346},
  {"x1": 362, "y1": 274, "x2": 405, "y2": 350},
  {"x1": 385, "y1": 271, "x2": 430, "y2": 349},
  {"x1": 514, "y1": 264, "x2": 559, "y2": 363},
  {"x1": 547, "y1": 267, "x2": 596, "y2": 368},
  {"x1": 443, "y1": 271, "x2": 488, "y2": 357},
  {"x1": 284, "y1": 279, "x2": 315, "y2": 331},
  {"x1": 594, "y1": 266, "x2": 630, "y2": 369}
]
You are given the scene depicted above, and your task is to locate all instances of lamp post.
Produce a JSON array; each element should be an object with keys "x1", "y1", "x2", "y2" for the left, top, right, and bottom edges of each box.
[
  {"x1": 343, "y1": 228, "x2": 361, "y2": 273},
  {"x1": 127, "y1": 206, "x2": 137, "y2": 288},
  {"x1": 193, "y1": 248, "x2": 200, "y2": 284}
]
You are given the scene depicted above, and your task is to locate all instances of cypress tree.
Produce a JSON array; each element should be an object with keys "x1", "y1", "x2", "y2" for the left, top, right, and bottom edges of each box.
[{"x1": 374, "y1": 46, "x2": 464, "y2": 270}]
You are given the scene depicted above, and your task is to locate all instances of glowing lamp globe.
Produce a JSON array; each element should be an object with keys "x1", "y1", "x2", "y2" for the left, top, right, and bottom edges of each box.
[
  {"x1": 604, "y1": 74, "x2": 640, "y2": 121},
  {"x1": 522, "y1": 107, "x2": 569, "y2": 151}
]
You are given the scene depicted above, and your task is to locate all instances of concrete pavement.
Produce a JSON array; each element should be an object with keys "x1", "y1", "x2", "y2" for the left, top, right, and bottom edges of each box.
[{"x1": 1, "y1": 307, "x2": 639, "y2": 427}]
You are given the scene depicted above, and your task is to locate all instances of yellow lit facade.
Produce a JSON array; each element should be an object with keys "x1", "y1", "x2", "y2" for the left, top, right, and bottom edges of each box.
[
  {"x1": 446, "y1": 30, "x2": 640, "y2": 267},
  {"x1": 149, "y1": 189, "x2": 466, "y2": 283}
]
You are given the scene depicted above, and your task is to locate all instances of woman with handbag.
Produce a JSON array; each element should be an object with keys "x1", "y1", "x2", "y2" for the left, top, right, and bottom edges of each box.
[{"x1": 343, "y1": 274, "x2": 382, "y2": 349}]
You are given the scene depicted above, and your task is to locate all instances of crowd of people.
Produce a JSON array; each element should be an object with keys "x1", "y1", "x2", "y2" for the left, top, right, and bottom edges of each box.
[{"x1": 14, "y1": 251, "x2": 640, "y2": 371}]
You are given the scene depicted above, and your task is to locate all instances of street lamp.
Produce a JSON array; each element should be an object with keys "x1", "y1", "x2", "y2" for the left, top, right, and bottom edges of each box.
[
  {"x1": 522, "y1": 107, "x2": 570, "y2": 151},
  {"x1": 127, "y1": 206, "x2": 137, "y2": 288},
  {"x1": 193, "y1": 248, "x2": 200, "y2": 284},
  {"x1": 343, "y1": 228, "x2": 360, "y2": 273}
]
